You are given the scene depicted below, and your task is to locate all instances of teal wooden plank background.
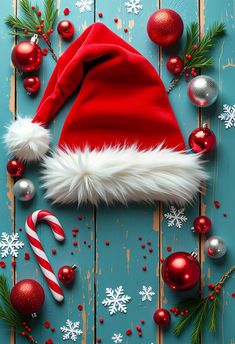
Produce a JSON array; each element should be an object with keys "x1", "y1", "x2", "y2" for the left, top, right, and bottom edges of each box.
[{"x1": 0, "y1": 0, "x2": 234, "y2": 343}]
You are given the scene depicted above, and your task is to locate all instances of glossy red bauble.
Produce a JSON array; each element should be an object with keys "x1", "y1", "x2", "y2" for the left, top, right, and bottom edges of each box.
[
  {"x1": 10, "y1": 279, "x2": 45, "y2": 314},
  {"x1": 193, "y1": 215, "x2": 212, "y2": 234},
  {"x1": 189, "y1": 126, "x2": 216, "y2": 153},
  {"x1": 23, "y1": 76, "x2": 41, "y2": 94},
  {"x1": 147, "y1": 9, "x2": 184, "y2": 46},
  {"x1": 162, "y1": 252, "x2": 201, "y2": 291},
  {"x1": 153, "y1": 308, "x2": 171, "y2": 327},
  {"x1": 7, "y1": 158, "x2": 25, "y2": 177},
  {"x1": 58, "y1": 265, "x2": 77, "y2": 285},
  {"x1": 11, "y1": 41, "x2": 42, "y2": 73},
  {"x1": 57, "y1": 20, "x2": 75, "y2": 40},
  {"x1": 166, "y1": 56, "x2": 184, "y2": 75}
]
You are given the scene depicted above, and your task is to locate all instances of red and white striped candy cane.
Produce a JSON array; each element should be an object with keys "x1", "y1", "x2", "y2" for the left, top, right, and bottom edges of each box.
[{"x1": 25, "y1": 210, "x2": 65, "y2": 302}]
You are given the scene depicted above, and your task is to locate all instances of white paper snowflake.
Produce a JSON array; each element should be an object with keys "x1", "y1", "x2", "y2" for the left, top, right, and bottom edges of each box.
[
  {"x1": 139, "y1": 285, "x2": 155, "y2": 302},
  {"x1": 0, "y1": 232, "x2": 24, "y2": 258},
  {"x1": 218, "y1": 104, "x2": 235, "y2": 129},
  {"x1": 60, "y1": 319, "x2": 83, "y2": 342},
  {"x1": 75, "y1": 0, "x2": 93, "y2": 13},
  {"x1": 112, "y1": 333, "x2": 123, "y2": 343},
  {"x1": 125, "y1": 0, "x2": 143, "y2": 15},
  {"x1": 164, "y1": 206, "x2": 188, "y2": 228},
  {"x1": 102, "y1": 286, "x2": 131, "y2": 315}
]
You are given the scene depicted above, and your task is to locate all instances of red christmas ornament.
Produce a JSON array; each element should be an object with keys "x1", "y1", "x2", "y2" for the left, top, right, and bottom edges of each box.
[
  {"x1": 10, "y1": 279, "x2": 45, "y2": 315},
  {"x1": 153, "y1": 308, "x2": 171, "y2": 326},
  {"x1": 23, "y1": 76, "x2": 41, "y2": 94},
  {"x1": 193, "y1": 215, "x2": 212, "y2": 234},
  {"x1": 11, "y1": 40, "x2": 42, "y2": 73},
  {"x1": 147, "y1": 9, "x2": 184, "y2": 47},
  {"x1": 162, "y1": 251, "x2": 201, "y2": 291},
  {"x1": 58, "y1": 265, "x2": 77, "y2": 285},
  {"x1": 189, "y1": 125, "x2": 216, "y2": 153},
  {"x1": 57, "y1": 20, "x2": 75, "y2": 40},
  {"x1": 7, "y1": 158, "x2": 25, "y2": 177},
  {"x1": 166, "y1": 56, "x2": 184, "y2": 75}
]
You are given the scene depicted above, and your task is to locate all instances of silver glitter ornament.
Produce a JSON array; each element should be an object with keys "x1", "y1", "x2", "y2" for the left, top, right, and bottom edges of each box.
[
  {"x1": 14, "y1": 178, "x2": 36, "y2": 202},
  {"x1": 205, "y1": 236, "x2": 227, "y2": 259},
  {"x1": 187, "y1": 75, "x2": 218, "y2": 107}
]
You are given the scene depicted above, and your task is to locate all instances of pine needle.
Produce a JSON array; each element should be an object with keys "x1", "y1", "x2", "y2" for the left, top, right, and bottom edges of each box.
[{"x1": 209, "y1": 297, "x2": 219, "y2": 332}]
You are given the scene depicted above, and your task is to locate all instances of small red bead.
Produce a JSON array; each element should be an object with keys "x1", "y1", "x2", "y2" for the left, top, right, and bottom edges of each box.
[
  {"x1": 141, "y1": 243, "x2": 145, "y2": 248},
  {"x1": 73, "y1": 233, "x2": 77, "y2": 237},
  {"x1": 51, "y1": 326, "x2": 55, "y2": 332},
  {"x1": 78, "y1": 304, "x2": 83, "y2": 311},
  {"x1": 114, "y1": 18, "x2": 118, "y2": 23},
  {"x1": 186, "y1": 73, "x2": 190, "y2": 77},
  {"x1": 42, "y1": 48, "x2": 48, "y2": 56},
  {"x1": 73, "y1": 228, "x2": 79, "y2": 232},
  {"x1": 24, "y1": 29, "x2": 28, "y2": 34},
  {"x1": 167, "y1": 246, "x2": 172, "y2": 252},
  {"x1": 73, "y1": 241, "x2": 78, "y2": 246},
  {"x1": 194, "y1": 44, "x2": 199, "y2": 49},
  {"x1": 124, "y1": 28, "x2": 128, "y2": 33},
  {"x1": 138, "y1": 332, "x2": 142, "y2": 337},
  {"x1": 147, "y1": 240, "x2": 151, "y2": 245},
  {"x1": 141, "y1": 319, "x2": 145, "y2": 324},
  {"x1": 126, "y1": 329, "x2": 132, "y2": 335},
  {"x1": 37, "y1": 11, "x2": 41, "y2": 16},
  {"x1": 37, "y1": 29, "x2": 42, "y2": 34},
  {"x1": 214, "y1": 200, "x2": 220, "y2": 208},
  {"x1": 88, "y1": 244, "x2": 91, "y2": 248},
  {"x1": 44, "y1": 321, "x2": 50, "y2": 328},
  {"x1": 149, "y1": 247, "x2": 153, "y2": 253},
  {"x1": 31, "y1": 6, "x2": 35, "y2": 10},
  {"x1": 24, "y1": 253, "x2": 30, "y2": 260},
  {"x1": 160, "y1": 257, "x2": 164, "y2": 262},
  {"x1": 142, "y1": 266, "x2": 147, "y2": 271},
  {"x1": 21, "y1": 331, "x2": 26, "y2": 336},
  {"x1": 136, "y1": 326, "x2": 141, "y2": 331},
  {"x1": 52, "y1": 249, "x2": 56, "y2": 255},
  {"x1": 64, "y1": 8, "x2": 70, "y2": 15},
  {"x1": 105, "y1": 241, "x2": 110, "y2": 246},
  {"x1": 99, "y1": 318, "x2": 104, "y2": 324},
  {"x1": 83, "y1": 240, "x2": 87, "y2": 244},
  {"x1": 97, "y1": 338, "x2": 102, "y2": 343},
  {"x1": 98, "y1": 12, "x2": 103, "y2": 18},
  {"x1": 40, "y1": 18, "x2": 44, "y2": 22}
]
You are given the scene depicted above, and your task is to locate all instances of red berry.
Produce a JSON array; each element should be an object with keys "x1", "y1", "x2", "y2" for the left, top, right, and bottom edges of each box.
[
  {"x1": 51, "y1": 327, "x2": 55, "y2": 332},
  {"x1": 124, "y1": 28, "x2": 128, "y2": 33},
  {"x1": 73, "y1": 241, "x2": 78, "y2": 246},
  {"x1": 0, "y1": 261, "x2": 6, "y2": 268},
  {"x1": 42, "y1": 48, "x2": 48, "y2": 56},
  {"x1": 98, "y1": 12, "x2": 103, "y2": 18},
  {"x1": 214, "y1": 200, "x2": 220, "y2": 208},
  {"x1": 78, "y1": 304, "x2": 83, "y2": 311},
  {"x1": 97, "y1": 338, "x2": 102, "y2": 343},
  {"x1": 24, "y1": 252, "x2": 30, "y2": 260},
  {"x1": 105, "y1": 241, "x2": 110, "y2": 246},
  {"x1": 99, "y1": 318, "x2": 104, "y2": 324},
  {"x1": 114, "y1": 18, "x2": 118, "y2": 23},
  {"x1": 186, "y1": 73, "x2": 190, "y2": 77},
  {"x1": 147, "y1": 240, "x2": 151, "y2": 245},
  {"x1": 21, "y1": 332, "x2": 26, "y2": 336},
  {"x1": 136, "y1": 326, "x2": 141, "y2": 331},
  {"x1": 141, "y1": 243, "x2": 145, "y2": 248},
  {"x1": 44, "y1": 321, "x2": 50, "y2": 328},
  {"x1": 73, "y1": 228, "x2": 79, "y2": 232},
  {"x1": 31, "y1": 6, "x2": 35, "y2": 10},
  {"x1": 64, "y1": 8, "x2": 70, "y2": 15},
  {"x1": 143, "y1": 255, "x2": 147, "y2": 259},
  {"x1": 194, "y1": 44, "x2": 199, "y2": 49},
  {"x1": 140, "y1": 320, "x2": 145, "y2": 324},
  {"x1": 73, "y1": 233, "x2": 77, "y2": 237},
  {"x1": 24, "y1": 29, "x2": 28, "y2": 34},
  {"x1": 126, "y1": 329, "x2": 132, "y2": 335},
  {"x1": 37, "y1": 11, "x2": 41, "y2": 16},
  {"x1": 142, "y1": 266, "x2": 147, "y2": 271},
  {"x1": 138, "y1": 332, "x2": 142, "y2": 337},
  {"x1": 167, "y1": 246, "x2": 172, "y2": 252},
  {"x1": 149, "y1": 247, "x2": 153, "y2": 253},
  {"x1": 160, "y1": 257, "x2": 164, "y2": 262},
  {"x1": 37, "y1": 29, "x2": 42, "y2": 34},
  {"x1": 52, "y1": 249, "x2": 56, "y2": 254}
]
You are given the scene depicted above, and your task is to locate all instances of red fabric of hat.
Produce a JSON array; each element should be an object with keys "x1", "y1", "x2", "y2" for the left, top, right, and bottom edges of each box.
[{"x1": 5, "y1": 23, "x2": 208, "y2": 206}]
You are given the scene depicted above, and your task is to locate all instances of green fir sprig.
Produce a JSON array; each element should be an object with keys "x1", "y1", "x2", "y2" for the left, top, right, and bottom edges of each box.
[
  {"x1": 0, "y1": 275, "x2": 37, "y2": 343},
  {"x1": 167, "y1": 22, "x2": 226, "y2": 93},
  {"x1": 172, "y1": 265, "x2": 235, "y2": 344},
  {"x1": 5, "y1": 0, "x2": 57, "y2": 61}
]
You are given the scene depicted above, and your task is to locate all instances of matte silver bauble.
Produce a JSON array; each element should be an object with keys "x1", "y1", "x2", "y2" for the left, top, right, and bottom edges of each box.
[
  {"x1": 14, "y1": 178, "x2": 36, "y2": 202},
  {"x1": 187, "y1": 75, "x2": 218, "y2": 107},
  {"x1": 205, "y1": 236, "x2": 227, "y2": 259}
]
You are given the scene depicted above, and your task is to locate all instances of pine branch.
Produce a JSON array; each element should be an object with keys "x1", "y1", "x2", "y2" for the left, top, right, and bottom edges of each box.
[
  {"x1": 191, "y1": 299, "x2": 209, "y2": 344},
  {"x1": 209, "y1": 297, "x2": 219, "y2": 332},
  {"x1": 43, "y1": 0, "x2": 58, "y2": 33}
]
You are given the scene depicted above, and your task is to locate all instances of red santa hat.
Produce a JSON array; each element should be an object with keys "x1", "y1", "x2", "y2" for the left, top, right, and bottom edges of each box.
[{"x1": 5, "y1": 23, "x2": 208, "y2": 206}]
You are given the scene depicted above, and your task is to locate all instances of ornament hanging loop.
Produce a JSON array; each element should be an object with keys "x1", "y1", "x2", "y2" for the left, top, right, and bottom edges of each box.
[
  {"x1": 31, "y1": 34, "x2": 39, "y2": 44},
  {"x1": 191, "y1": 249, "x2": 198, "y2": 259}
]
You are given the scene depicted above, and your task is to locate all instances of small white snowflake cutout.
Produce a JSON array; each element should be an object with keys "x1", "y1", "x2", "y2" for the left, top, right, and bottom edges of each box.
[
  {"x1": 112, "y1": 333, "x2": 123, "y2": 343},
  {"x1": 164, "y1": 206, "x2": 188, "y2": 229},
  {"x1": 125, "y1": 0, "x2": 143, "y2": 15},
  {"x1": 0, "y1": 232, "x2": 24, "y2": 258},
  {"x1": 102, "y1": 286, "x2": 131, "y2": 315},
  {"x1": 60, "y1": 319, "x2": 83, "y2": 342},
  {"x1": 75, "y1": 0, "x2": 93, "y2": 13},
  {"x1": 139, "y1": 285, "x2": 155, "y2": 302},
  {"x1": 218, "y1": 104, "x2": 235, "y2": 129}
]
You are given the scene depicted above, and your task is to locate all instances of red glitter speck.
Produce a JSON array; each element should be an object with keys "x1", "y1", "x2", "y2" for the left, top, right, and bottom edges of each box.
[
  {"x1": 73, "y1": 228, "x2": 79, "y2": 233},
  {"x1": 142, "y1": 266, "x2": 147, "y2": 271},
  {"x1": 78, "y1": 304, "x2": 83, "y2": 311},
  {"x1": 0, "y1": 261, "x2": 6, "y2": 268},
  {"x1": 140, "y1": 320, "x2": 145, "y2": 324},
  {"x1": 64, "y1": 8, "x2": 70, "y2": 15},
  {"x1": 44, "y1": 321, "x2": 50, "y2": 329},
  {"x1": 141, "y1": 243, "x2": 145, "y2": 248},
  {"x1": 73, "y1": 241, "x2": 78, "y2": 246},
  {"x1": 105, "y1": 241, "x2": 110, "y2": 246},
  {"x1": 42, "y1": 48, "x2": 48, "y2": 56},
  {"x1": 149, "y1": 247, "x2": 153, "y2": 253},
  {"x1": 24, "y1": 252, "x2": 30, "y2": 260},
  {"x1": 18, "y1": 227, "x2": 22, "y2": 231},
  {"x1": 147, "y1": 240, "x2": 151, "y2": 245},
  {"x1": 52, "y1": 249, "x2": 56, "y2": 255},
  {"x1": 214, "y1": 200, "x2": 220, "y2": 208},
  {"x1": 97, "y1": 338, "x2": 102, "y2": 343},
  {"x1": 114, "y1": 18, "x2": 118, "y2": 23},
  {"x1": 99, "y1": 318, "x2": 104, "y2": 324},
  {"x1": 167, "y1": 246, "x2": 172, "y2": 252},
  {"x1": 51, "y1": 326, "x2": 55, "y2": 332},
  {"x1": 124, "y1": 28, "x2": 128, "y2": 33},
  {"x1": 98, "y1": 12, "x2": 103, "y2": 18},
  {"x1": 126, "y1": 329, "x2": 132, "y2": 335}
]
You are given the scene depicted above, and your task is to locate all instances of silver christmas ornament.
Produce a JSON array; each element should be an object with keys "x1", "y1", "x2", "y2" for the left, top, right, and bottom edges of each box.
[
  {"x1": 205, "y1": 236, "x2": 227, "y2": 259},
  {"x1": 187, "y1": 75, "x2": 218, "y2": 107},
  {"x1": 14, "y1": 178, "x2": 36, "y2": 202}
]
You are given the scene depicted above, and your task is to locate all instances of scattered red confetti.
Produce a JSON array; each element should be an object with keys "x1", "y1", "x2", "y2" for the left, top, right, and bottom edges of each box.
[
  {"x1": 124, "y1": 28, "x2": 128, "y2": 33},
  {"x1": 160, "y1": 257, "x2": 164, "y2": 262},
  {"x1": 99, "y1": 318, "x2": 104, "y2": 324},
  {"x1": 42, "y1": 48, "x2": 48, "y2": 56},
  {"x1": 78, "y1": 304, "x2": 83, "y2": 311},
  {"x1": 126, "y1": 329, "x2": 132, "y2": 336},
  {"x1": 138, "y1": 332, "x2": 142, "y2": 337},
  {"x1": 138, "y1": 236, "x2": 142, "y2": 241},
  {"x1": 12, "y1": 261, "x2": 16, "y2": 267},
  {"x1": 0, "y1": 261, "x2": 6, "y2": 268},
  {"x1": 143, "y1": 255, "x2": 147, "y2": 259},
  {"x1": 73, "y1": 241, "x2": 78, "y2": 246},
  {"x1": 142, "y1": 266, "x2": 147, "y2": 271},
  {"x1": 51, "y1": 326, "x2": 55, "y2": 332},
  {"x1": 141, "y1": 243, "x2": 145, "y2": 249},
  {"x1": 73, "y1": 228, "x2": 79, "y2": 233},
  {"x1": 149, "y1": 247, "x2": 153, "y2": 253},
  {"x1": 167, "y1": 246, "x2": 172, "y2": 252},
  {"x1": 44, "y1": 321, "x2": 50, "y2": 329},
  {"x1": 18, "y1": 227, "x2": 22, "y2": 232},
  {"x1": 24, "y1": 252, "x2": 30, "y2": 260},
  {"x1": 147, "y1": 240, "x2": 151, "y2": 245},
  {"x1": 45, "y1": 339, "x2": 53, "y2": 344},
  {"x1": 52, "y1": 249, "x2": 56, "y2": 255},
  {"x1": 64, "y1": 7, "x2": 70, "y2": 15},
  {"x1": 97, "y1": 338, "x2": 102, "y2": 343},
  {"x1": 98, "y1": 12, "x2": 103, "y2": 18},
  {"x1": 114, "y1": 17, "x2": 118, "y2": 23},
  {"x1": 73, "y1": 233, "x2": 77, "y2": 237},
  {"x1": 214, "y1": 200, "x2": 220, "y2": 209},
  {"x1": 232, "y1": 292, "x2": 235, "y2": 298},
  {"x1": 105, "y1": 241, "x2": 110, "y2": 246},
  {"x1": 223, "y1": 212, "x2": 227, "y2": 217},
  {"x1": 140, "y1": 320, "x2": 145, "y2": 324},
  {"x1": 136, "y1": 326, "x2": 141, "y2": 332}
]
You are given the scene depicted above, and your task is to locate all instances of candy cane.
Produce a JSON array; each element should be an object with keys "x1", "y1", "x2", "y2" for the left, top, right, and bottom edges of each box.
[{"x1": 25, "y1": 210, "x2": 65, "y2": 302}]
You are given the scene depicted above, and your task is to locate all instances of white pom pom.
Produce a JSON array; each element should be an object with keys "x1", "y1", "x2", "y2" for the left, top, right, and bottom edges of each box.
[{"x1": 4, "y1": 117, "x2": 50, "y2": 162}]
